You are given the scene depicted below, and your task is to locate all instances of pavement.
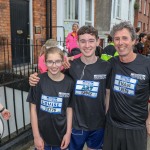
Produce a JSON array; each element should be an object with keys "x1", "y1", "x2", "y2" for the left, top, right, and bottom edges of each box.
[{"x1": 26, "y1": 137, "x2": 150, "y2": 150}]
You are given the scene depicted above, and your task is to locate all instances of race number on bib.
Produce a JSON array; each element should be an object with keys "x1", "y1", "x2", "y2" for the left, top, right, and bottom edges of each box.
[
  {"x1": 40, "y1": 95, "x2": 63, "y2": 114},
  {"x1": 75, "y1": 80, "x2": 99, "y2": 98},
  {"x1": 113, "y1": 74, "x2": 137, "y2": 96}
]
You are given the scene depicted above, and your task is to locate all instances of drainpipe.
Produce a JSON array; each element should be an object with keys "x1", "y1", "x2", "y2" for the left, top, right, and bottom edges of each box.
[
  {"x1": 29, "y1": 0, "x2": 33, "y2": 64},
  {"x1": 46, "y1": 0, "x2": 52, "y2": 39}
]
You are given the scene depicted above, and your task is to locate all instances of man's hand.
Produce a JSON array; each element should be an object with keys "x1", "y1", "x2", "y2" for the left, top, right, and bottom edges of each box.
[
  {"x1": 29, "y1": 72, "x2": 40, "y2": 86},
  {"x1": 1, "y1": 109, "x2": 11, "y2": 120}
]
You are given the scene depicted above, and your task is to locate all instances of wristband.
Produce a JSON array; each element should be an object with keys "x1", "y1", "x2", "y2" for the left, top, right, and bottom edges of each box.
[{"x1": 0, "y1": 107, "x2": 5, "y2": 113}]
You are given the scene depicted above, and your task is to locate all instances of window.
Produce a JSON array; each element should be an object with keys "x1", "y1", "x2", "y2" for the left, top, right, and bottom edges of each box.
[
  {"x1": 144, "y1": 0, "x2": 147, "y2": 15},
  {"x1": 128, "y1": 0, "x2": 131, "y2": 20},
  {"x1": 116, "y1": 0, "x2": 121, "y2": 18},
  {"x1": 139, "y1": 0, "x2": 142, "y2": 12},
  {"x1": 85, "y1": 0, "x2": 92, "y2": 25},
  {"x1": 113, "y1": 0, "x2": 116, "y2": 18},
  {"x1": 64, "y1": 0, "x2": 79, "y2": 20},
  {"x1": 143, "y1": 23, "x2": 145, "y2": 31},
  {"x1": 138, "y1": 21, "x2": 142, "y2": 28}
]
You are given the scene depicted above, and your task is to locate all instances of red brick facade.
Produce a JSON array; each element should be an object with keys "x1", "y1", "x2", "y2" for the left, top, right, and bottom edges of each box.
[
  {"x1": 0, "y1": 0, "x2": 57, "y2": 70},
  {"x1": 134, "y1": 0, "x2": 150, "y2": 33}
]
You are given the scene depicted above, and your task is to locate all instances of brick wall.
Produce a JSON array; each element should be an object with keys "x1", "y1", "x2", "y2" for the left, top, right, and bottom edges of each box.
[
  {"x1": 0, "y1": 0, "x2": 57, "y2": 70},
  {"x1": 33, "y1": 0, "x2": 57, "y2": 62},
  {"x1": 134, "y1": 0, "x2": 150, "y2": 33},
  {"x1": 0, "y1": 0, "x2": 11, "y2": 70},
  {"x1": 33, "y1": 0, "x2": 57, "y2": 44}
]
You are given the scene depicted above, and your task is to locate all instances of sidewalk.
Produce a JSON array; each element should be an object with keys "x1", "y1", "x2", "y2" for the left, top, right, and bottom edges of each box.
[{"x1": 27, "y1": 137, "x2": 150, "y2": 150}]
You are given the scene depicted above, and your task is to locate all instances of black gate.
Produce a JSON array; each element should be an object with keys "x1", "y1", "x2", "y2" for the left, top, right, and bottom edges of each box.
[{"x1": 10, "y1": 0, "x2": 30, "y2": 65}]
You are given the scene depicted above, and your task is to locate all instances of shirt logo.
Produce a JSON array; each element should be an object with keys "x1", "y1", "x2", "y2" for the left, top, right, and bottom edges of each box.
[
  {"x1": 58, "y1": 92, "x2": 70, "y2": 98},
  {"x1": 130, "y1": 73, "x2": 146, "y2": 80},
  {"x1": 94, "y1": 74, "x2": 106, "y2": 80}
]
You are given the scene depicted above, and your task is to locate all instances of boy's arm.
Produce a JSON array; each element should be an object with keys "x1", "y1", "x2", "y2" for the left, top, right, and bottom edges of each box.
[
  {"x1": 31, "y1": 103, "x2": 44, "y2": 149},
  {"x1": 29, "y1": 72, "x2": 40, "y2": 86},
  {"x1": 61, "y1": 107, "x2": 72, "y2": 149}
]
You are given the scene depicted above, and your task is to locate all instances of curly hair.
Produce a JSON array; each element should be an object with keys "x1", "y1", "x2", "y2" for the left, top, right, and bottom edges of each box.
[{"x1": 110, "y1": 21, "x2": 137, "y2": 41}]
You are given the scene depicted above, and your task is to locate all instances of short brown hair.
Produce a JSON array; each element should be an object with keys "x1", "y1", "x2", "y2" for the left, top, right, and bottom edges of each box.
[{"x1": 77, "y1": 25, "x2": 98, "y2": 40}]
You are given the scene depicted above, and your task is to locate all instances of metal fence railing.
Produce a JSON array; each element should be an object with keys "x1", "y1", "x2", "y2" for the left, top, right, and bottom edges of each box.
[{"x1": 0, "y1": 39, "x2": 65, "y2": 148}]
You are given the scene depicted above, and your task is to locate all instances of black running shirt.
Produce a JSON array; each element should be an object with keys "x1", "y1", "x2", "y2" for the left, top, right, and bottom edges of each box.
[
  {"x1": 27, "y1": 73, "x2": 74, "y2": 146},
  {"x1": 107, "y1": 55, "x2": 150, "y2": 129},
  {"x1": 69, "y1": 58, "x2": 111, "y2": 130}
]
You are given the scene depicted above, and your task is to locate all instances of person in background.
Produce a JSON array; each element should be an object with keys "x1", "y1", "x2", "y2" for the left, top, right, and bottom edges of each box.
[
  {"x1": 38, "y1": 39, "x2": 58, "y2": 73},
  {"x1": 135, "y1": 27, "x2": 141, "y2": 37},
  {"x1": 142, "y1": 33, "x2": 150, "y2": 57},
  {"x1": 95, "y1": 37, "x2": 103, "y2": 57},
  {"x1": 103, "y1": 21, "x2": 150, "y2": 150},
  {"x1": 0, "y1": 103, "x2": 11, "y2": 120},
  {"x1": 135, "y1": 32, "x2": 147, "y2": 54},
  {"x1": 27, "y1": 47, "x2": 74, "y2": 150},
  {"x1": 66, "y1": 23, "x2": 82, "y2": 60},
  {"x1": 101, "y1": 35, "x2": 118, "y2": 61}
]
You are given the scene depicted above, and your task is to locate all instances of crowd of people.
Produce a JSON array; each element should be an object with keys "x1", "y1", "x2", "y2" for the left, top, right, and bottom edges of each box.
[{"x1": 1, "y1": 21, "x2": 150, "y2": 150}]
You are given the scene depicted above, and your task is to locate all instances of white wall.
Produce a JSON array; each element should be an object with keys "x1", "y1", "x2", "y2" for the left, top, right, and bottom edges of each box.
[
  {"x1": 110, "y1": 0, "x2": 135, "y2": 30},
  {"x1": 57, "y1": 0, "x2": 95, "y2": 42}
]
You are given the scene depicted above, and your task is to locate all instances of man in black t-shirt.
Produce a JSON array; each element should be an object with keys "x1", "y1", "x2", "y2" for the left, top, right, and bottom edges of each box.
[{"x1": 103, "y1": 21, "x2": 150, "y2": 150}]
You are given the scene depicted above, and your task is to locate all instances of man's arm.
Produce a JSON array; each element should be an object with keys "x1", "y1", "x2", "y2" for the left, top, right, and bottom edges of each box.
[{"x1": 146, "y1": 100, "x2": 150, "y2": 136}]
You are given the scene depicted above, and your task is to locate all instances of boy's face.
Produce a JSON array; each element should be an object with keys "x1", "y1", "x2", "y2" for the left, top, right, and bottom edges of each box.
[{"x1": 78, "y1": 34, "x2": 99, "y2": 58}]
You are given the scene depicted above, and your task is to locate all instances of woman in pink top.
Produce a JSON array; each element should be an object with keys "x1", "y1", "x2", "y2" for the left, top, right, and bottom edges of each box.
[{"x1": 66, "y1": 23, "x2": 82, "y2": 60}]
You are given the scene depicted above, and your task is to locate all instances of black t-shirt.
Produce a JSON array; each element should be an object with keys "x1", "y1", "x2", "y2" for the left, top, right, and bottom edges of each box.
[
  {"x1": 107, "y1": 55, "x2": 150, "y2": 129},
  {"x1": 69, "y1": 58, "x2": 111, "y2": 130},
  {"x1": 135, "y1": 42, "x2": 144, "y2": 54},
  {"x1": 27, "y1": 73, "x2": 74, "y2": 146}
]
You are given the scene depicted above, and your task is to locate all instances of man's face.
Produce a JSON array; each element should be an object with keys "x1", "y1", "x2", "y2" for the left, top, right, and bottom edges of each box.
[
  {"x1": 78, "y1": 34, "x2": 99, "y2": 57},
  {"x1": 113, "y1": 28, "x2": 135, "y2": 57}
]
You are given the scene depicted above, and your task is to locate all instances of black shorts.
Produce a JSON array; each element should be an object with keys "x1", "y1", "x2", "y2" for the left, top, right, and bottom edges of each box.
[{"x1": 103, "y1": 123, "x2": 147, "y2": 150}]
